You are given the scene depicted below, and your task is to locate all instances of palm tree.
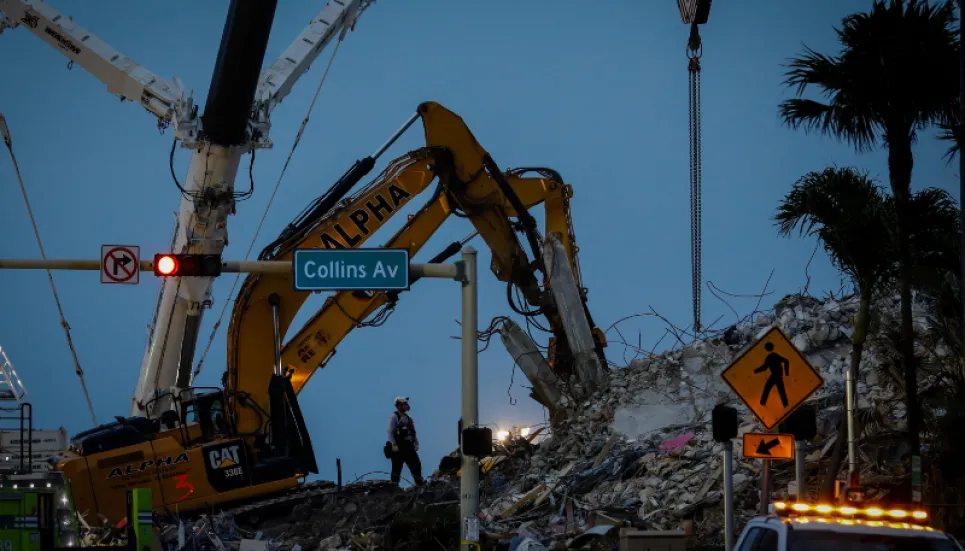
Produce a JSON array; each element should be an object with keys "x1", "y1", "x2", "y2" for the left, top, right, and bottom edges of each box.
[
  {"x1": 778, "y1": 0, "x2": 960, "y2": 458},
  {"x1": 777, "y1": 167, "x2": 961, "y2": 499},
  {"x1": 776, "y1": 167, "x2": 894, "y2": 499}
]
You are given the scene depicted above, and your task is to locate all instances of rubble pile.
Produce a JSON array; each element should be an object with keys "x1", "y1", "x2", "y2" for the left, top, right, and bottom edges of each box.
[
  {"x1": 145, "y1": 293, "x2": 939, "y2": 549},
  {"x1": 155, "y1": 481, "x2": 462, "y2": 550},
  {"x1": 474, "y1": 293, "x2": 929, "y2": 548}
]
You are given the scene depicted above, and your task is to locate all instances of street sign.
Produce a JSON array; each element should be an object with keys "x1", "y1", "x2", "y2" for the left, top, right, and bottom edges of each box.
[
  {"x1": 742, "y1": 432, "x2": 795, "y2": 460},
  {"x1": 100, "y1": 245, "x2": 139, "y2": 284},
  {"x1": 720, "y1": 326, "x2": 824, "y2": 430},
  {"x1": 293, "y1": 248, "x2": 410, "y2": 291}
]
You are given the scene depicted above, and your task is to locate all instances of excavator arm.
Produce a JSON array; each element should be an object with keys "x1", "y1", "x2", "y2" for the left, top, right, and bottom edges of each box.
[
  {"x1": 281, "y1": 171, "x2": 606, "y2": 402},
  {"x1": 226, "y1": 102, "x2": 607, "y2": 440}
]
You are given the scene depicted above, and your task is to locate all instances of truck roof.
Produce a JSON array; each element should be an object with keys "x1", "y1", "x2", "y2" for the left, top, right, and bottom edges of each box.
[{"x1": 759, "y1": 515, "x2": 952, "y2": 539}]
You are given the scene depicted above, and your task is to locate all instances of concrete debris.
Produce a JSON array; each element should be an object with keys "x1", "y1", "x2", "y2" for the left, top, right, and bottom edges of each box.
[
  {"x1": 152, "y1": 481, "x2": 462, "y2": 550},
  {"x1": 144, "y1": 292, "x2": 939, "y2": 549},
  {"x1": 470, "y1": 292, "x2": 936, "y2": 548}
]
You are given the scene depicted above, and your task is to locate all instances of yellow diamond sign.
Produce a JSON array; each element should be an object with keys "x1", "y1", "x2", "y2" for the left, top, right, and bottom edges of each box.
[{"x1": 720, "y1": 326, "x2": 824, "y2": 430}]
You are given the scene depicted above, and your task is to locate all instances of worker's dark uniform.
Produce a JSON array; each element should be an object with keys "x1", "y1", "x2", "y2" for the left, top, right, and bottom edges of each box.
[{"x1": 387, "y1": 411, "x2": 423, "y2": 485}]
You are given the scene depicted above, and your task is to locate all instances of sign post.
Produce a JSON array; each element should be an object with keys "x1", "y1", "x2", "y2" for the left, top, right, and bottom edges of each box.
[
  {"x1": 712, "y1": 405, "x2": 738, "y2": 551},
  {"x1": 721, "y1": 326, "x2": 824, "y2": 514},
  {"x1": 781, "y1": 405, "x2": 817, "y2": 501},
  {"x1": 912, "y1": 455, "x2": 922, "y2": 503},
  {"x1": 292, "y1": 246, "x2": 480, "y2": 550},
  {"x1": 795, "y1": 439, "x2": 807, "y2": 499},
  {"x1": 459, "y1": 247, "x2": 480, "y2": 551},
  {"x1": 100, "y1": 245, "x2": 140, "y2": 285},
  {"x1": 760, "y1": 457, "x2": 771, "y2": 515}
]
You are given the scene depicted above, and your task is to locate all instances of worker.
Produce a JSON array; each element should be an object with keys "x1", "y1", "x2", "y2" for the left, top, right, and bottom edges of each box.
[{"x1": 386, "y1": 396, "x2": 424, "y2": 486}]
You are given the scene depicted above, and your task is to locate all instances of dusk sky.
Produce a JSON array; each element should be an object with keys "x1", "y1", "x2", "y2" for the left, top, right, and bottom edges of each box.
[{"x1": 0, "y1": 0, "x2": 957, "y2": 484}]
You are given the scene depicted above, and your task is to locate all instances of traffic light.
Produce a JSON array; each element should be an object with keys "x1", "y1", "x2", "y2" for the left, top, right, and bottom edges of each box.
[{"x1": 153, "y1": 254, "x2": 223, "y2": 277}]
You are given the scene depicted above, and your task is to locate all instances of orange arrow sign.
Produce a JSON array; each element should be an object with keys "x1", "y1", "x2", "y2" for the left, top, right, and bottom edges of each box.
[{"x1": 742, "y1": 432, "x2": 795, "y2": 460}]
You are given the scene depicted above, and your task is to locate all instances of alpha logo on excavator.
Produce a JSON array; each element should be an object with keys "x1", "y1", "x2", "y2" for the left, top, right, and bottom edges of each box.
[
  {"x1": 318, "y1": 183, "x2": 413, "y2": 249},
  {"x1": 105, "y1": 452, "x2": 190, "y2": 479}
]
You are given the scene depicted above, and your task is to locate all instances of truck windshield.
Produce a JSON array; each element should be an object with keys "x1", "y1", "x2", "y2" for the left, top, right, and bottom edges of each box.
[{"x1": 789, "y1": 530, "x2": 960, "y2": 551}]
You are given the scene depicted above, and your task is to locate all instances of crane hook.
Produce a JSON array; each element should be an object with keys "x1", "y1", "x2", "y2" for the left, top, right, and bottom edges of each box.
[{"x1": 687, "y1": 22, "x2": 702, "y2": 59}]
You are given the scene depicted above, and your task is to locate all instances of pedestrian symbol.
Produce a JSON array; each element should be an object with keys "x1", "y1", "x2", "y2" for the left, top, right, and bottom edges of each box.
[
  {"x1": 720, "y1": 326, "x2": 824, "y2": 430},
  {"x1": 755, "y1": 342, "x2": 789, "y2": 408}
]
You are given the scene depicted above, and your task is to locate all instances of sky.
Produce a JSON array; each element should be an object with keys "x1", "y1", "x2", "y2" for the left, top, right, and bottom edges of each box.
[{"x1": 0, "y1": 0, "x2": 958, "y2": 486}]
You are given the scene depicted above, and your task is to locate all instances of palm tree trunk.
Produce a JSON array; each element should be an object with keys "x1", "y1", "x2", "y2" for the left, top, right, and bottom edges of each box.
[
  {"x1": 888, "y1": 137, "x2": 921, "y2": 458},
  {"x1": 820, "y1": 290, "x2": 871, "y2": 501}
]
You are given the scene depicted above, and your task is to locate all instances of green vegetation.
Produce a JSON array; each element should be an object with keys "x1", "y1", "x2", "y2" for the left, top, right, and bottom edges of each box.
[
  {"x1": 779, "y1": 0, "x2": 960, "y2": 461},
  {"x1": 775, "y1": 167, "x2": 959, "y2": 499}
]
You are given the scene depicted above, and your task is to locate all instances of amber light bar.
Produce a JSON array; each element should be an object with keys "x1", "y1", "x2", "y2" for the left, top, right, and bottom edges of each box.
[{"x1": 773, "y1": 501, "x2": 929, "y2": 523}]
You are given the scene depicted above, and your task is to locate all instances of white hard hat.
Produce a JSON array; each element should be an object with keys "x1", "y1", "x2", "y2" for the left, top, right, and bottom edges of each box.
[{"x1": 394, "y1": 396, "x2": 409, "y2": 405}]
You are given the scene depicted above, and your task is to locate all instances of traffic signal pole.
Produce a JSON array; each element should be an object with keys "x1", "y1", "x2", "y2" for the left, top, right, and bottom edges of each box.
[{"x1": 0, "y1": 258, "x2": 461, "y2": 279}]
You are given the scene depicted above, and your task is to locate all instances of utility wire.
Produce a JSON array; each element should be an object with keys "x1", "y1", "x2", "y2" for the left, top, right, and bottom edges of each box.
[
  {"x1": 193, "y1": 36, "x2": 346, "y2": 380},
  {"x1": 0, "y1": 114, "x2": 98, "y2": 426}
]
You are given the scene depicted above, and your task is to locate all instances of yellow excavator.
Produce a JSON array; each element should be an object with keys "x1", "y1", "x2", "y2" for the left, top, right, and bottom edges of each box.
[{"x1": 53, "y1": 102, "x2": 607, "y2": 523}]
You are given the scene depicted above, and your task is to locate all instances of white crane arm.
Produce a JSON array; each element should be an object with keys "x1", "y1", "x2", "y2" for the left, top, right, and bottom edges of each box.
[
  {"x1": 0, "y1": 0, "x2": 192, "y2": 134},
  {"x1": 254, "y1": 0, "x2": 366, "y2": 118}
]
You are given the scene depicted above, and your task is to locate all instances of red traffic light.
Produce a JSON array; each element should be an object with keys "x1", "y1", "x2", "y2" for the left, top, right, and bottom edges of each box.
[
  {"x1": 156, "y1": 255, "x2": 178, "y2": 276},
  {"x1": 153, "y1": 254, "x2": 222, "y2": 277}
]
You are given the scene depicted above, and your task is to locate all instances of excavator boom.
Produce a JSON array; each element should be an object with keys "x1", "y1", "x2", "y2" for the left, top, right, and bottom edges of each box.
[
  {"x1": 55, "y1": 102, "x2": 606, "y2": 525},
  {"x1": 228, "y1": 102, "x2": 607, "y2": 438}
]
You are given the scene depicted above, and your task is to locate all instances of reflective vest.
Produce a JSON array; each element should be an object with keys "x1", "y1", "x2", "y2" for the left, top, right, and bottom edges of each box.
[{"x1": 394, "y1": 412, "x2": 416, "y2": 443}]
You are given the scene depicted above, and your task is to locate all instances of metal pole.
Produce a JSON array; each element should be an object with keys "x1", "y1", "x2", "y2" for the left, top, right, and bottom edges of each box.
[
  {"x1": 268, "y1": 294, "x2": 283, "y2": 376},
  {"x1": 958, "y1": 0, "x2": 965, "y2": 383},
  {"x1": 759, "y1": 459, "x2": 770, "y2": 515},
  {"x1": 722, "y1": 440, "x2": 735, "y2": 551},
  {"x1": 0, "y1": 258, "x2": 459, "y2": 278},
  {"x1": 846, "y1": 368, "x2": 857, "y2": 477},
  {"x1": 372, "y1": 112, "x2": 420, "y2": 160},
  {"x1": 459, "y1": 247, "x2": 480, "y2": 551},
  {"x1": 795, "y1": 440, "x2": 806, "y2": 500}
]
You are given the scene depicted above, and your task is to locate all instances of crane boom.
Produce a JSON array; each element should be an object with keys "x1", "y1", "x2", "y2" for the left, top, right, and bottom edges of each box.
[
  {"x1": 254, "y1": 0, "x2": 367, "y2": 122},
  {"x1": 0, "y1": 0, "x2": 196, "y2": 140},
  {"x1": 137, "y1": 0, "x2": 367, "y2": 418},
  {"x1": 0, "y1": 0, "x2": 371, "y2": 420}
]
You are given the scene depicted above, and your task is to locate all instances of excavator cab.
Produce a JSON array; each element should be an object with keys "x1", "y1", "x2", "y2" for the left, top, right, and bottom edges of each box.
[
  {"x1": 56, "y1": 381, "x2": 317, "y2": 524},
  {"x1": 167, "y1": 386, "x2": 232, "y2": 444}
]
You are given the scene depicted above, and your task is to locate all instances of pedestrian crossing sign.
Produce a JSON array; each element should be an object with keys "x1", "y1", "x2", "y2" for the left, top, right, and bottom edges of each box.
[{"x1": 720, "y1": 326, "x2": 824, "y2": 430}]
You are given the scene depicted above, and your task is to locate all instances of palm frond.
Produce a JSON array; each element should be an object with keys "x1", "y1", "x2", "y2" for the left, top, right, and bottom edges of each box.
[
  {"x1": 780, "y1": 0, "x2": 959, "y2": 153},
  {"x1": 774, "y1": 166, "x2": 893, "y2": 288},
  {"x1": 939, "y1": 116, "x2": 961, "y2": 162}
]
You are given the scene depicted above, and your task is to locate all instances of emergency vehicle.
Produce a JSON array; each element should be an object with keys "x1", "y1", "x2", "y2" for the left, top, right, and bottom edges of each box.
[{"x1": 734, "y1": 499, "x2": 963, "y2": 551}]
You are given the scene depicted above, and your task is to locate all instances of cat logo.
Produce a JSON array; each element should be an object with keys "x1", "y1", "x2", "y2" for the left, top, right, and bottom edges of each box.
[{"x1": 208, "y1": 444, "x2": 241, "y2": 470}]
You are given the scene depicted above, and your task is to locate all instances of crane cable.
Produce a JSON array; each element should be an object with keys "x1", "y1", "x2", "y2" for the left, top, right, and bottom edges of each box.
[
  {"x1": 0, "y1": 114, "x2": 98, "y2": 426},
  {"x1": 687, "y1": 22, "x2": 704, "y2": 334},
  {"x1": 192, "y1": 35, "x2": 346, "y2": 381}
]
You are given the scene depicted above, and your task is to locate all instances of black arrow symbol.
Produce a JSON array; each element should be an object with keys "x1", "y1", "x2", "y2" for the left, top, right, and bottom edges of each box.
[
  {"x1": 756, "y1": 438, "x2": 780, "y2": 456},
  {"x1": 114, "y1": 254, "x2": 132, "y2": 276}
]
